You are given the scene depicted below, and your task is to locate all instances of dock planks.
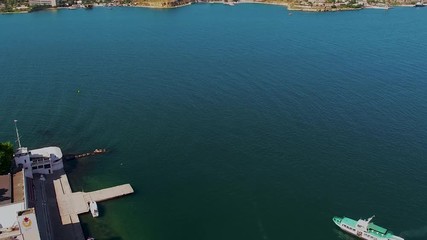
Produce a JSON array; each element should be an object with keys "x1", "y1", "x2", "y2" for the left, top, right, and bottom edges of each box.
[{"x1": 53, "y1": 174, "x2": 134, "y2": 225}]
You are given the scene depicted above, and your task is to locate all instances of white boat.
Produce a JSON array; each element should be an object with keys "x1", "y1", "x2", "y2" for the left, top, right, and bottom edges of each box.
[
  {"x1": 414, "y1": 1, "x2": 425, "y2": 7},
  {"x1": 333, "y1": 215, "x2": 404, "y2": 240},
  {"x1": 89, "y1": 201, "x2": 99, "y2": 218}
]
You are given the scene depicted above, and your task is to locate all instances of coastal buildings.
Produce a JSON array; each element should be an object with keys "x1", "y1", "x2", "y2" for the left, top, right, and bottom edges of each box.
[
  {"x1": 14, "y1": 146, "x2": 64, "y2": 178},
  {"x1": 28, "y1": 0, "x2": 56, "y2": 7},
  {"x1": 13, "y1": 121, "x2": 64, "y2": 179},
  {"x1": 3, "y1": 121, "x2": 134, "y2": 240},
  {"x1": 0, "y1": 170, "x2": 42, "y2": 240}
]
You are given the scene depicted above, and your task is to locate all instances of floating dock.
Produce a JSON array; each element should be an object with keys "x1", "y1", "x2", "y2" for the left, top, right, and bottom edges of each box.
[{"x1": 53, "y1": 174, "x2": 133, "y2": 225}]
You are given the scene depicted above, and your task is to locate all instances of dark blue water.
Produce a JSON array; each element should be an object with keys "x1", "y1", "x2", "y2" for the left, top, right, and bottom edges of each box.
[{"x1": 1, "y1": 5, "x2": 427, "y2": 240}]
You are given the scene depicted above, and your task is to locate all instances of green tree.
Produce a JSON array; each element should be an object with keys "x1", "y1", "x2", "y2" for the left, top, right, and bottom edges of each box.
[{"x1": 0, "y1": 142, "x2": 13, "y2": 175}]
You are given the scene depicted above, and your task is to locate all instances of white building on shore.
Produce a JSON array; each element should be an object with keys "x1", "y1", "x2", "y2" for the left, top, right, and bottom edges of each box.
[
  {"x1": 29, "y1": 0, "x2": 56, "y2": 7},
  {"x1": 0, "y1": 170, "x2": 41, "y2": 240},
  {"x1": 14, "y1": 146, "x2": 64, "y2": 178},
  {"x1": 13, "y1": 120, "x2": 64, "y2": 179}
]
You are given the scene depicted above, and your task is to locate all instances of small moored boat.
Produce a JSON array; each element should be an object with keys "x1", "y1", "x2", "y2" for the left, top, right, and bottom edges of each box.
[{"x1": 89, "y1": 201, "x2": 99, "y2": 218}]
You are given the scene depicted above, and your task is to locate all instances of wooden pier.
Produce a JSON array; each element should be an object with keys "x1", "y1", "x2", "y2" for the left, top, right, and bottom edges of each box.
[{"x1": 53, "y1": 174, "x2": 133, "y2": 225}]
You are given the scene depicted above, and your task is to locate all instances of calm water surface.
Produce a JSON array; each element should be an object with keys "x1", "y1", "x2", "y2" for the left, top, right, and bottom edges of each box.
[{"x1": 1, "y1": 5, "x2": 427, "y2": 240}]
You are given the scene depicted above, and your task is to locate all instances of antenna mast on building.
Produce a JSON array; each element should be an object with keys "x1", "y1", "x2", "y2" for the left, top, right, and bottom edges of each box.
[{"x1": 14, "y1": 120, "x2": 22, "y2": 149}]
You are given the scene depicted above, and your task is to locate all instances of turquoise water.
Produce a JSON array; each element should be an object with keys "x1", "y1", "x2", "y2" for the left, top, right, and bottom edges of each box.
[{"x1": 1, "y1": 5, "x2": 427, "y2": 240}]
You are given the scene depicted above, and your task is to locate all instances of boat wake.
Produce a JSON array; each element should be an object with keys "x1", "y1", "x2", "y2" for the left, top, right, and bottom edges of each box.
[
  {"x1": 333, "y1": 229, "x2": 357, "y2": 240},
  {"x1": 400, "y1": 225, "x2": 427, "y2": 238},
  {"x1": 252, "y1": 201, "x2": 269, "y2": 240},
  {"x1": 257, "y1": 218, "x2": 268, "y2": 240}
]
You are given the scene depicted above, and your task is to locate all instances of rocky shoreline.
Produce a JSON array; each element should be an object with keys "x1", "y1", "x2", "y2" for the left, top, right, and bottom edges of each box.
[{"x1": 1, "y1": 0, "x2": 424, "y2": 13}]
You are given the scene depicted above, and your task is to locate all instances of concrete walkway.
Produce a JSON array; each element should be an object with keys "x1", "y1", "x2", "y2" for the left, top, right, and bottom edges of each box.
[
  {"x1": 33, "y1": 171, "x2": 85, "y2": 240},
  {"x1": 53, "y1": 174, "x2": 134, "y2": 225}
]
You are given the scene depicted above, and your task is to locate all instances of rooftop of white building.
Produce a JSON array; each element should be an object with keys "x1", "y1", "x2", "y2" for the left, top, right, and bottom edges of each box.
[
  {"x1": 0, "y1": 202, "x2": 25, "y2": 229},
  {"x1": 0, "y1": 174, "x2": 12, "y2": 205},
  {"x1": 0, "y1": 170, "x2": 26, "y2": 229},
  {"x1": 30, "y1": 146, "x2": 63, "y2": 159},
  {"x1": 0, "y1": 170, "x2": 24, "y2": 206}
]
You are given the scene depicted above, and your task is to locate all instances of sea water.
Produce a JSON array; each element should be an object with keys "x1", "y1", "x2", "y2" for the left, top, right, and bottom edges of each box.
[{"x1": 1, "y1": 5, "x2": 427, "y2": 240}]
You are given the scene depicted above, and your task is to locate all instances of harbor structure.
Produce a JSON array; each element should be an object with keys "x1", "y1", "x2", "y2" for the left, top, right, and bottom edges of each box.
[
  {"x1": 14, "y1": 147, "x2": 64, "y2": 178},
  {"x1": 13, "y1": 120, "x2": 64, "y2": 178},
  {"x1": 8, "y1": 121, "x2": 134, "y2": 239},
  {"x1": 0, "y1": 170, "x2": 42, "y2": 240},
  {"x1": 53, "y1": 173, "x2": 134, "y2": 224}
]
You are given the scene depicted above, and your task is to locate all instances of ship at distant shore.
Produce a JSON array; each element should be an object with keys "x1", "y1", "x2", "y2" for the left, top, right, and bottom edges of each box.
[
  {"x1": 414, "y1": 1, "x2": 425, "y2": 7},
  {"x1": 333, "y1": 216, "x2": 404, "y2": 240}
]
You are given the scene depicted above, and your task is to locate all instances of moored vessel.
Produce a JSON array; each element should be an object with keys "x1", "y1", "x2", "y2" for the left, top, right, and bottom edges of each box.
[
  {"x1": 89, "y1": 201, "x2": 99, "y2": 217},
  {"x1": 333, "y1": 215, "x2": 404, "y2": 240},
  {"x1": 414, "y1": 1, "x2": 425, "y2": 7}
]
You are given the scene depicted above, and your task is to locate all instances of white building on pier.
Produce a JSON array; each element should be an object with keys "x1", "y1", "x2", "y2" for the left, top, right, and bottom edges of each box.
[
  {"x1": 13, "y1": 120, "x2": 64, "y2": 179},
  {"x1": 14, "y1": 146, "x2": 64, "y2": 178}
]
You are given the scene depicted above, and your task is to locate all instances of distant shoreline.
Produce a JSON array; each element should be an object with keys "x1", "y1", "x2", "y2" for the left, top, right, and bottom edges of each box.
[
  {"x1": 124, "y1": 1, "x2": 407, "y2": 12},
  {"x1": 132, "y1": 2, "x2": 193, "y2": 9},
  {"x1": 97, "y1": 2, "x2": 426, "y2": 12},
  {"x1": 0, "y1": 2, "x2": 424, "y2": 14},
  {"x1": 0, "y1": 10, "x2": 29, "y2": 14}
]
